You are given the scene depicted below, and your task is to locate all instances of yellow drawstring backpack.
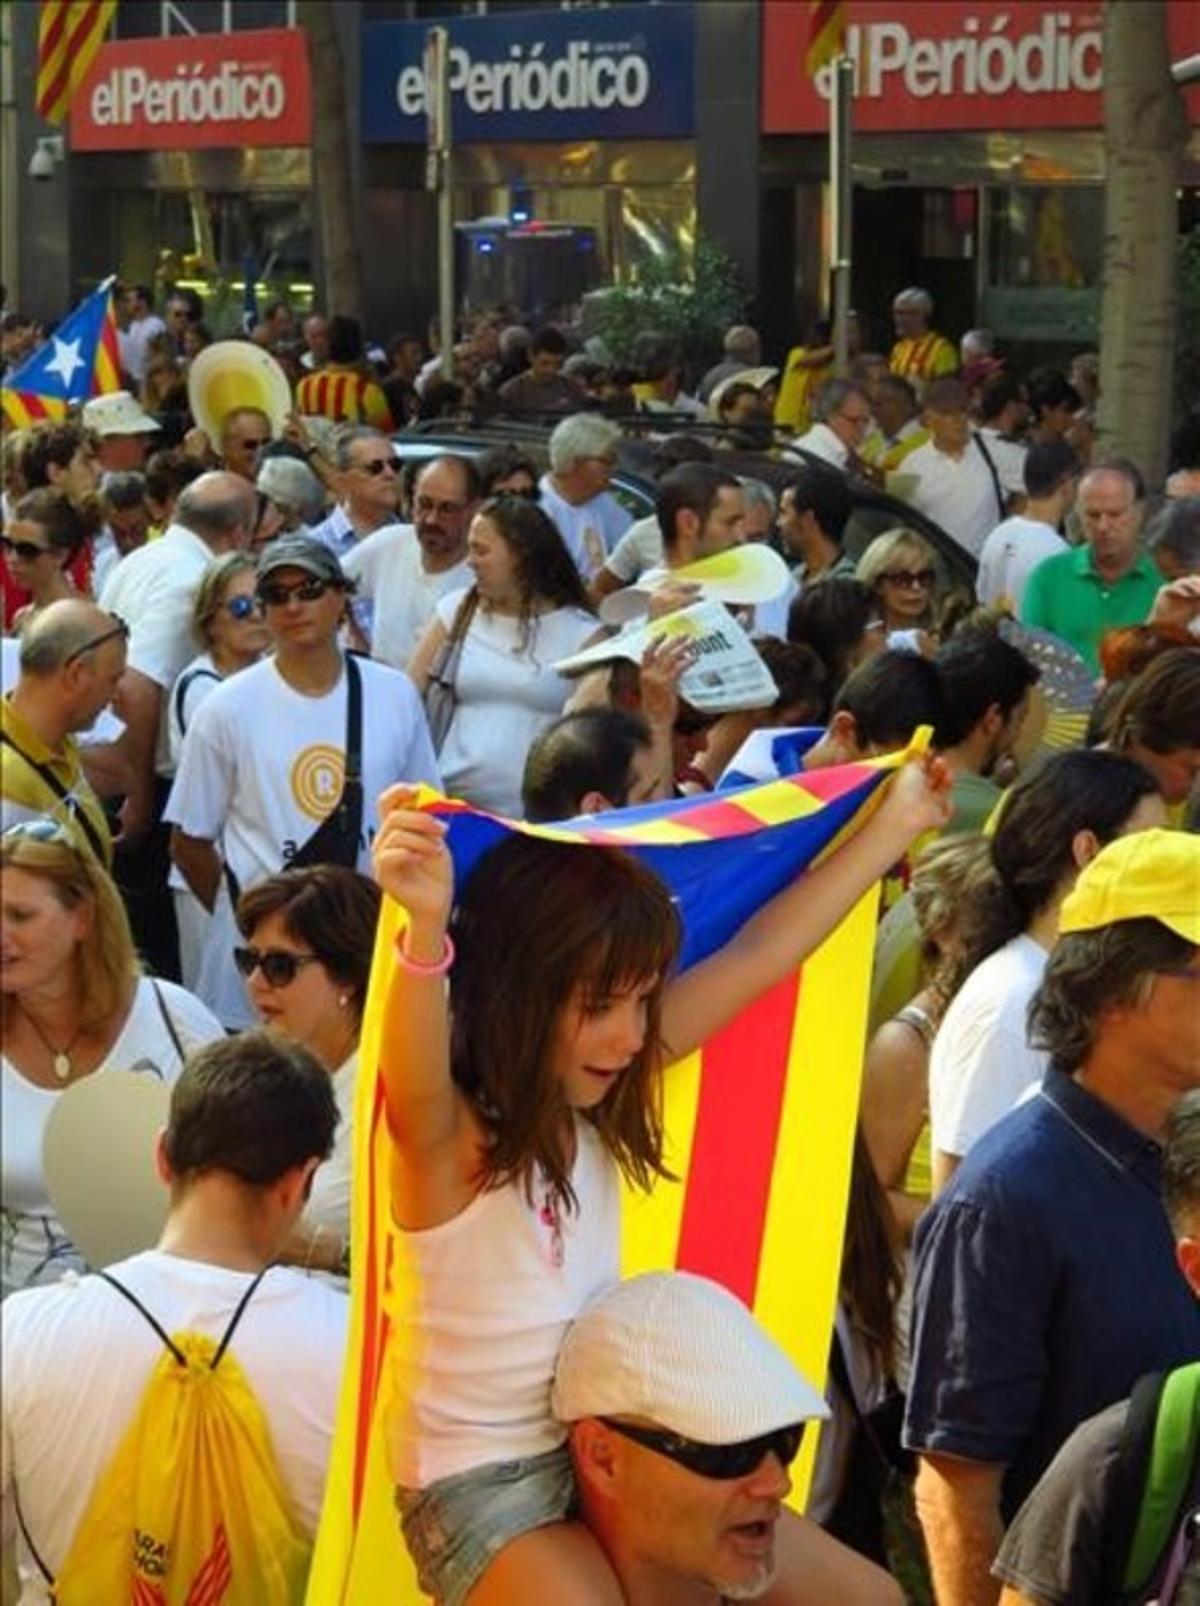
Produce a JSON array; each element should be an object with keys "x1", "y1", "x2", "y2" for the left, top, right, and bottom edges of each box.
[{"x1": 18, "y1": 1268, "x2": 311, "y2": 1605}]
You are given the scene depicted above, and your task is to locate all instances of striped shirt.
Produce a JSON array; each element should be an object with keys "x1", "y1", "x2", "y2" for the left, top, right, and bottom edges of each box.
[{"x1": 295, "y1": 366, "x2": 394, "y2": 431}]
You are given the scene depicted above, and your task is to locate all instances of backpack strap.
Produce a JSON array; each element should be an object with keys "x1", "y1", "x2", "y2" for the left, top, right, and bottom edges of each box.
[
  {"x1": 96, "y1": 1266, "x2": 271, "y2": 1371},
  {"x1": 149, "y1": 978, "x2": 186, "y2": 1071},
  {"x1": 0, "y1": 729, "x2": 110, "y2": 865},
  {"x1": 10, "y1": 1479, "x2": 55, "y2": 1587},
  {"x1": 172, "y1": 666, "x2": 221, "y2": 740},
  {"x1": 1123, "y1": 1362, "x2": 1200, "y2": 1597},
  {"x1": 972, "y1": 430, "x2": 1007, "y2": 524}
]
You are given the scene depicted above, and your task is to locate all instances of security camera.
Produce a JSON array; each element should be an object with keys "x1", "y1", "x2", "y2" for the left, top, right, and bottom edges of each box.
[{"x1": 29, "y1": 136, "x2": 64, "y2": 181}]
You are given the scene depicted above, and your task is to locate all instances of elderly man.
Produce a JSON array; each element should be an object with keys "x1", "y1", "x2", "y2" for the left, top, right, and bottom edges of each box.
[
  {"x1": 1145, "y1": 495, "x2": 1200, "y2": 584},
  {"x1": 699, "y1": 324, "x2": 763, "y2": 402},
  {"x1": 306, "y1": 425, "x2": 401, "y2": 562},
  {"x1": 905, "y1": 377, "x2": 1008, "y2": 559},
  {"x1": 861, "y1": 375, "x2": 928, "y2": 474},
  {"x1": 82, "y1": 391, "x2": 161, "y2": 475},
  {"x1": 101, "y1": 471, "x2": 258, "y2": 973},
  {"x1": 300, "y1": 312, "x2": 331, "y2": 372},
  {"x1": 791, "y1": 378, "x2": 873, "y2": 473},
  {"x1": 554, "y1": 1271, "x2": 902, "y2": 1606},
  {"x1": 1021, "y1": 461, "x2": 1160, "y2": 672},
  {"x1": 539, "y1": 413, "x2": 633, "y2": 577},
  {"x1": 214, "y1": 405, "x2": 273, "y2": 485},
  {"x1": 1, "y1": 600, "x2": 127, "y2": 864},
  {"x1": 904, "y1": 829, "x2": 1200, "y2": 1606},
  {"x1": 888, "y1": 288, "x2": 958, "y2": 387},
  {"x1": 0, "y1": 1032, "x2": 348, "y2": 1603},
  {"x1": 342, "y1": 453, "x2": 479, "y2": 669}
]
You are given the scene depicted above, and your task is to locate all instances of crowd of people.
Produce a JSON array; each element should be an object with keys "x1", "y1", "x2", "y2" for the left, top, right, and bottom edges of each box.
[{"x1": 1, "y1": 275, "x2": 1198, "y2": 1606}]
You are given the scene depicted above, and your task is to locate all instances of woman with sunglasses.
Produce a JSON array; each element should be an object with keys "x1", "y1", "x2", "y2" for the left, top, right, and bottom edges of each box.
[
  {"x1": 1, "y1": 820, "x2": 222, "y2": 1298},
  {"x1": 166, "y1": 554, "x2": 271, "y2": 991},
  {"x1": 855, "y1": 528, "x2": 941, "y2": 642},
  {"x1": 234, "y1": 865, "x2": 381, "y2": 1280},
  {"x1": 3, "y1": 490, "x2": 96, "y2": 631},
  {"x1": 408, "y1": 495, "x2": 601, "y2": 817}
]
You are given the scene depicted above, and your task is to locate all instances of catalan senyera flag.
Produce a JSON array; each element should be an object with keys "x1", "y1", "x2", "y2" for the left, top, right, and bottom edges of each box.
[
  {"x1": 36, "y1": 0, "x2": 117, "y2": 125},
  {"x1": 805, "y1": 0, "x2": 846, "y2": 77},
  {"x1": 307, "y1": 739, "x2": 923, "y2": 1604},
  {"x1": 1, "y1": 276, "x2": 121, "y2": 429}
]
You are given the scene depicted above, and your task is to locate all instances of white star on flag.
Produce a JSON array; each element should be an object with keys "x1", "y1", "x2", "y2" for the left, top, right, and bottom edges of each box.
[{"x1": 44, "y1": 337, "x2": 85, "y2": 390}]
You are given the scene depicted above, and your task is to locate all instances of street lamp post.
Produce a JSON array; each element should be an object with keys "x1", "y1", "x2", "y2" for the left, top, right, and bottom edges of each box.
[{"x1": 425, "y1": 26, "x2": 455, "y2": 383}]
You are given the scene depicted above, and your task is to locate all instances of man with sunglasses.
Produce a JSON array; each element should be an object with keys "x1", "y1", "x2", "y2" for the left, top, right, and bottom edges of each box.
[
  {"x1": 166, "y1": 535, "x2": 439, "y2": 1027},
  {"x1": 554, "y1": 1271, "x2": 902, "y2": 1605},
  {"x1": 1, "y1": 600, "x2": 127, "y2": 867},
  {"x1": 341, "y1": 454, "x2": 479, "y2": 670}
]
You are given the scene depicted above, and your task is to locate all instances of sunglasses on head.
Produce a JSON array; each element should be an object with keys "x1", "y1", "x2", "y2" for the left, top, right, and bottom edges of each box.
[
  {"x1": 233, "y1": 946, "x2": 321, "y2": 987},
  {"x1": 2, "y1": 816, "x2": 73, "y2": 846},
  {"x1": 63, "y1": 615, "x2": 130, "y2": 666},
  {"x1": 1, "y1": 535, "x2": 50, "y2": 561},
  {"x1": 880, "y1": 568, "x2": 936, "y2": 590},
  {"x1": 224, "y1": 594, "x2": 263, "y2": 621},
  {"x1": 257, "y1": 577, "x2": 330, "y2": 608},
  {"x1": 599, "y1": 1418, "x2": 805, "y2": 1480}
]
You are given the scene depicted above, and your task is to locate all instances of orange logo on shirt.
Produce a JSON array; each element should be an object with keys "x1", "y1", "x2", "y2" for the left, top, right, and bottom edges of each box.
[{"x1": 291, "y1": 745, "x2": 344, "y2": 820}]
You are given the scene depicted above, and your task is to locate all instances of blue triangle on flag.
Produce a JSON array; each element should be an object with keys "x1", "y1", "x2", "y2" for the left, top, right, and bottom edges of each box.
[{"x1": 3, "y1": 277, "x2": 116, "y2": 405}]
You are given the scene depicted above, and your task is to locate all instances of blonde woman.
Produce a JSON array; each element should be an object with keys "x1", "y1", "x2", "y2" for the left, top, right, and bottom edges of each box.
[
  {"x1": 856, "y1": 527, "x2": 941, "y2": 639},
  {"x1": 1, "y1": 821, "x2": 222, "y2": 1296}
]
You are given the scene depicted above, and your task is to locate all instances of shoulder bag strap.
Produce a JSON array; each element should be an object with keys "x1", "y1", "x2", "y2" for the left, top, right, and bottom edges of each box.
[
  {"x1": 149, "y1": 979, "x2": 186, "y2": 1071},
  {"x1": 972, "y1": 430, "x2": 1007, "y2": 524},
  {"x1": 343, "y1": 651, "x2": 362, "y2": 787},
  {"x1": 173, "y1": 666, "x2": 221, "y2": 739},
  {"x1": 429, "y1": 590, "x2": 478, "y2": 693},
  {"x1": 0, "y1": 729, "x2": 109, "y2": 865}
]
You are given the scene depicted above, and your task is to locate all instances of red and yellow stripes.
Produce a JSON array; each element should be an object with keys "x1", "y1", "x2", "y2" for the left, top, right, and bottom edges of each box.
[
  {"x1": 93, "y1": 294, "x2": 122, "y2": 395},
  {"x1": 1, "y1": 391, "x2": 68, "y2": 429},
  {"x1": 36, "y1": 1, "x2": 116, "y2": 125},
  {"x1": 805, "y1": 0, "x2": 845, "y2": 77}
]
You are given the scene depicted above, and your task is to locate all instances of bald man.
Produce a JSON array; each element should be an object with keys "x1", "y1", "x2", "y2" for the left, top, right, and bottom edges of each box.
[{"x1": 1, "y1": 600, "x2": 129, "y2": 865}]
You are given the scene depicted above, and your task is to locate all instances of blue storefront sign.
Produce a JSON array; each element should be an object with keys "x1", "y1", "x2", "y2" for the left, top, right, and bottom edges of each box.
[{"x1": 362, "y1": 3, "x2": 695, "y2": 145}]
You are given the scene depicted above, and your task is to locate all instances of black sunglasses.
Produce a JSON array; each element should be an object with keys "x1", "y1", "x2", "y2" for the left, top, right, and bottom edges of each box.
[
  {"x1": 599, "y1": 1418, "x2": 804, "y2": 1480},
  {"x1": 233, "y1": 946, "x2": 321, "y2": 987},
  {"x1": 358, "y1": 457, "x2": 398, "y2": 477},
  {"x1": 257, "y1": 577, "x2": 330, "y2": 607},
  {"x1": 1, "y1": 535, "x2": 51, "y2": 561},
  {"x1": 63, "y1": 615, "x2": 130, "y2": 666}
]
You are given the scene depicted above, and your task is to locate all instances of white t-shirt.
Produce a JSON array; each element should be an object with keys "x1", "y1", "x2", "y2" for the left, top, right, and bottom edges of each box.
[
  {"x1": 928, "y1": 933, "x2": 1049, "y2": 1162},
  {"x1": 1, "y1": 1250, "x2": 347, "y2": 1598},
  {"x1": 791, "y1": 421, "x2": 851, "y2": 470},
  {"x1": 603, "y1": 514, "x2": 664, "y2": 585},
  {"x1": 537, "y1": 475, "x2": 632, "y2": 579},
  {"x1": 118, "y1": 313, "x2": 167, "y2": 382},
  {"x1": 1, "y1": 978, "x2": 222, "y2": 1298},
  {"x1": 905, "y1": 438, "x2": 1005, "y2": 559},
  {"x1": 433, "y1": 589, "x2": 597, "y2": 817},
  {"x1": 976, "y1": 515, "x2": 1070, "y2": 612},
  {"x1": 977, "y1": 426, "x2": 1028, "y2": 498},
  {"x1": 99, "y1": 523, "x2": 214, "y2": 775},
  {"x1": 305, "y1": 1051, "x2": 357, "y2": 1247},
  {"x1": 341, "y1": 523, "x2": 470, "y2": 670}
]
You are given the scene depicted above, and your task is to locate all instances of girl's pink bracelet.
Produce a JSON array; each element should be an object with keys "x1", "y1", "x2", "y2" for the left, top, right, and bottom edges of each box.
[{"x1": 394, "y1": 932, "x2": 455, "y2": 978}]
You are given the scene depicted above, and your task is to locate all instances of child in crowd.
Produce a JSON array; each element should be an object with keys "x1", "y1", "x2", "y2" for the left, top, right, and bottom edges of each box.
[{"x1": 371, "y1": 757, "x2": 951, "y2": 1604}]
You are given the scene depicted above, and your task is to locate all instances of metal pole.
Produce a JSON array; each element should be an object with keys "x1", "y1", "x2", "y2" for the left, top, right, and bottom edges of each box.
[
  {"x1": 830, "y1": 55, "x2": 853, "y2": 374},
  {"x1": 425, "y1": 27, "x2": 455, "y2": 382}
]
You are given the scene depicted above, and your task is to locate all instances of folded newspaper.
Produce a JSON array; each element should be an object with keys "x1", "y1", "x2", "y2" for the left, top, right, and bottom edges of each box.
[{"x1": 553, "y1": 598, "x2": 779, "y2": 713}]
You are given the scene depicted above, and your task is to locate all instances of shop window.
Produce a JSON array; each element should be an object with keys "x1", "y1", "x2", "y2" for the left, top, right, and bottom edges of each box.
[
  {"x1": 920, "y1": 190, "x2": 976, "y2": 261},
  {"x1": 987, "y1": 187, "x2": 1101, "y2": 290}
]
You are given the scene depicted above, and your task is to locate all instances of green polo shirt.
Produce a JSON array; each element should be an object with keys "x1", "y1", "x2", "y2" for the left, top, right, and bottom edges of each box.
[{"x1": 1020, "y1": 545, "x2": 1160, "y2": 673}]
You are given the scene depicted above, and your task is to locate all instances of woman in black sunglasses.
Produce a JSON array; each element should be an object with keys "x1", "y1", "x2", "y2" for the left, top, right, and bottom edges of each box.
[
  {"x1": 855, "y1": 529, "x2": 941, "y2": 641},
  {"x1": 4, "y1": 490, "x2": 97, "y2": 633},
  {"x1": 234, "y1": 865, "x2": 381, "y2": 1281},
  {"x1": 168, "y1": 554, "x2": 271, "y2": 992}
]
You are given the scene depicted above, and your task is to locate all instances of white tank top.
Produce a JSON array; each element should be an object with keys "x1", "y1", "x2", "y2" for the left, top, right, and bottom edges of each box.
[{"x1": 386, "y1": 1117, "x2": 621, "y2": 1489}]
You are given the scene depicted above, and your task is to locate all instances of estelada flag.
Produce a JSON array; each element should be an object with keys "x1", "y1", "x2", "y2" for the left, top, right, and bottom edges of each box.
[
  {"x1": 805, "y1": 0, "x2": 846, "y2": 77},
  {"x1": 306, "y1": 738, "x2": 923, "y2": 1603},
  {"x1": 1, "y1": 276, "x2": 121, "y2": 429},
  {"x1": 36, "y1": 0, "x2": 116, "y2": 125}
]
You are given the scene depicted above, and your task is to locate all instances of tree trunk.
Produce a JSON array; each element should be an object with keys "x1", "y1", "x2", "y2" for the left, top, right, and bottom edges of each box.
[
  {"x1": 299, "y1": 0, "x2": 362, "y2": 322},
  {"x1": 1095, "y1": 0, "x2": 1187, "y2": 488}
]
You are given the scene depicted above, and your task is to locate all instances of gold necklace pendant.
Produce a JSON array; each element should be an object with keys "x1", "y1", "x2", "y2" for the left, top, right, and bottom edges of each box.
[{"x1": 53, "y1": 1052, "x2": 72, "y2": 1082}]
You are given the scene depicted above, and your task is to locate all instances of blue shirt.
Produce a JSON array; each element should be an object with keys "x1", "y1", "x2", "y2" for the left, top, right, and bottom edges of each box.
[{"x1": 903, "y1": 1068, "x2": 1200, "y2": 1519}]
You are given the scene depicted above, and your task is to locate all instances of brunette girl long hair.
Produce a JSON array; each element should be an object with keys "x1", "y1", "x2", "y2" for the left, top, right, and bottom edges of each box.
[{"x1": 447, "y1": 832, "x2": 681, "y2": 1213}]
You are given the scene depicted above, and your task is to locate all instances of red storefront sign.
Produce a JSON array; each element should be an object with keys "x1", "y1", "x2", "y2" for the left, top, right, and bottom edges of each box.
[
  {"x1": 70, "y1": 27, "x2": 311, "y2": 151},
  {"x1": 762, "y1": 0, "x2": 1200, "y2": 135}
]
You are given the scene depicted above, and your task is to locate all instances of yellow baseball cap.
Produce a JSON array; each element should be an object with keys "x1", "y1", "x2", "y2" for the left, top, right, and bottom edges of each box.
[{"x1": 1058, "y1": 829, "x2": 1200, "y2": 944}]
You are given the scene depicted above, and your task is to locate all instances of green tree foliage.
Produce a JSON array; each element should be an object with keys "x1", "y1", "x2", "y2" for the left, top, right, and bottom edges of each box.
[{"x1": 594, "y1": 236, "x2": 747, "y2": 377}]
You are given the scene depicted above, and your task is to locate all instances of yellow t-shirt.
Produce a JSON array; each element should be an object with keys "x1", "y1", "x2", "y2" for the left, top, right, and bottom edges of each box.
[
  {"x1": 0, "y1": 696, "x2": 112, "y2": 866},
  {"x1": 888, "y1": 333, "x2": 958, "y2": 385}
]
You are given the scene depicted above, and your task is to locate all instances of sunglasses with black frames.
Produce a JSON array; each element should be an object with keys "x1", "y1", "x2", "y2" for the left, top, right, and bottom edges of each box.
[
  {"x1": 63, "y1": 615, "x2": 130, "y2": 666},
  {"x1": 232, "y1": 946, "x2": 322, "y2": 988},
  {"x1": 598, "y1": 1418, "x2": 804, "y2": 1480},
  {"x1": 257, "y1": 577, "x2": 330, "y2": 608}
]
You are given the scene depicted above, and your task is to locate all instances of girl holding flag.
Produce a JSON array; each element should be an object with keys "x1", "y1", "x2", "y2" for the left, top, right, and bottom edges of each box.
[{"x1": 372, "y1": 756, "x2": 951, "y2": 1604}]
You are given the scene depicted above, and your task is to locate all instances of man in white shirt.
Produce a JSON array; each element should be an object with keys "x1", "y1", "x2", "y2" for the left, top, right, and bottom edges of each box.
[
  {"x1": 342, "y1": 454, "x2": 478, "y2": 670},
  {"x1": 306, "y1": 426, "x2": 406, "y2": 642},
  {"x1": 539, "y1": 413, "x2": 633, "y2": 578},
  {"x1": 115, "y1": 284, "x2": 166, "y2": 385},
  {"x1": 904, "y1": 377, "x2": 1008, "y2": 559},
  {"x1": 167, "y1": 535, "x2": 440, "y2": 1025},
  {"x1": 791, "y1": 378, "x2": 873, "y2": 473},
  {"x1": 100, "y1": 471, "x2": 258, "y2": 976},
  {"x1": 975, "y1": 372, "x2": 1030, "y2": 502},
  {"x1": 976, "y1": 441, "x2": 1078, "y2": 611},
  {"x1": 0, "y1": 1031, "x2": 348, "y2": 1603}
]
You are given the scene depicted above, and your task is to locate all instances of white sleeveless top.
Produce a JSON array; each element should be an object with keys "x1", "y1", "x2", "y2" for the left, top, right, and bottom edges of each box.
[{"x1": 386, "y1": 1117, "x2": 620, "y2": 1489}]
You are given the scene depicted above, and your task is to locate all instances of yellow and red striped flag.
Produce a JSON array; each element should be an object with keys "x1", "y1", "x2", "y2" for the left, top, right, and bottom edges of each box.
[
  {"x1": 1, "y1": 276, "x2": 121, "y2": 430},
  {"x1": 36, "y1": 0, "x2": 117, "y2": 126},
  {"x1": 306, "y1": 737, "x2": 925, "y2": 1603},
  {"x1": 805, "y1": 0, "x2": 845, "y2": 77}
]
